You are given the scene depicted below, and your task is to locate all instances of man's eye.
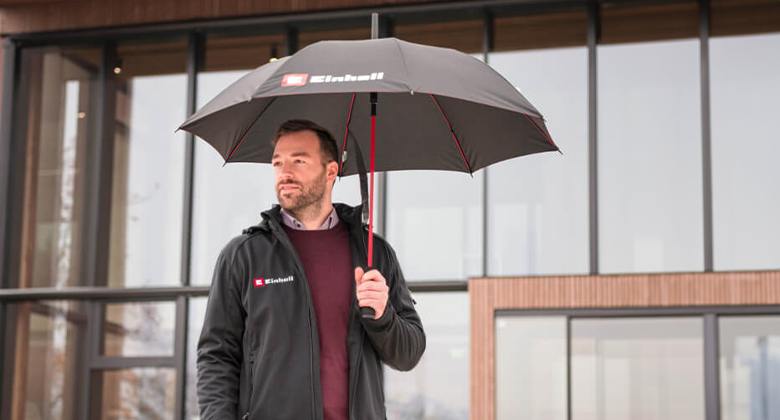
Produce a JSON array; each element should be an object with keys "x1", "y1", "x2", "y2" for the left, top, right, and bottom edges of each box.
[
  {"x1": 295, "y1": 159, "x2": 304, "y2": 164},
  {"x1": 272, "y1": 161, "x2": 281, "y2": 166}
]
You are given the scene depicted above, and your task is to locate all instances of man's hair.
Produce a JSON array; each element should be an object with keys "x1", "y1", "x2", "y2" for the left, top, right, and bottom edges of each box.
[{"x1": 271, "y1": 119, "x2": 340, "y2": 165}]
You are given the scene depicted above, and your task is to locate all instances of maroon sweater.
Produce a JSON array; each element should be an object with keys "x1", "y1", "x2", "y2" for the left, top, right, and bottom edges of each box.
[{"x1": 283, "y1": 223, "x2": 353, "y2": 420}]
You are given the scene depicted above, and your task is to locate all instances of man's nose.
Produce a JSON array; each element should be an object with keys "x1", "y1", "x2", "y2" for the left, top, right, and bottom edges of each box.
[{"x1": 277, "y1": 162, "x2": 293, "y2": 178}]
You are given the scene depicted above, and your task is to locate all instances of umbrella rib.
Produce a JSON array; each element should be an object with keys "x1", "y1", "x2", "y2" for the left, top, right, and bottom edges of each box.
[
  {"x1": 339, "y1": 93, "x2": 357, "y2": 175},
  {"x1": 523, "y1": 113, "x2": 560, "y2": 151},
  {"x1": 429, "y1": 93, "x2": 473, "y2": 175},
  {"x1": 225, "y1": 97, "x2": 277, "y2": 163}
]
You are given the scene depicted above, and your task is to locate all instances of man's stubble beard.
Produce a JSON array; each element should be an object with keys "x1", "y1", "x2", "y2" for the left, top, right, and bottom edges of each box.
[{"x1": 276, "y1": 166, "x2": 328, "y2": 220}]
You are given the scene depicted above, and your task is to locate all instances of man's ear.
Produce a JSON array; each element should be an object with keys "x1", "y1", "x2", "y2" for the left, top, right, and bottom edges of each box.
[{"x1": 326, "y1": 160, "x2": 339, "y2": 181}]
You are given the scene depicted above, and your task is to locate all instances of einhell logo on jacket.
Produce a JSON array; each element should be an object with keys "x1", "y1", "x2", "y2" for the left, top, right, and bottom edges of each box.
[
  {"x1": 281, "y1": 72, "x2": 384, "y2": 87},
  {"x1": 254, "y1": 276, "x2": 294, "y2": 287}
]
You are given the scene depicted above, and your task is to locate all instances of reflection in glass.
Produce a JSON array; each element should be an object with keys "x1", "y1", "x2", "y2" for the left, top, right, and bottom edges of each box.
[
  {"x1": 386, "y1": 171, "x2": 483, "y2": 281},
  {"x1": 384, "y1": 292, "x2": 469, "y2": 420},
  {"x1": 101, "y1": 368, "x2": 175, "y2": 420},
  {"x1": 103, "y1": 301, "x2": 176, "y2": 357},
  {"x1": 109, "y1": 41, "x2": 187, "y2": 287},
  {"x1": 186, "y1": 297, "x2": 208, "y2": 420},
  {"x1": 16, "y1": 46, "x2": 100, "y2": 288},
  {"x1": 711, "y1": 33, "x2": 780, "y2": 271},
  {"x1": 4, "y1": 301, "x2": 86, "y2": 419},
  {"x1": 496, "y1": 316, "x2": 567, "y2": 420},
  {"x1": 719, "y1": 316, "x2": 780, "y2": 420},
  {"x1": 571, "y1": 317, "x2": 704, "y2": 420},
  {"x1": 597, "y1": 39, "x2": 703, "y2": 274},
  {"x1": 487, "y1": 47, "x2": 588, "y2": 276},
  {"x1": 190, "y1": 69, "x2": 275, "y2": 286}
]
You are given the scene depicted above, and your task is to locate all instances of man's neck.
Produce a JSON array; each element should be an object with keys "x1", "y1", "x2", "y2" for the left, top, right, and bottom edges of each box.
[{"x1": 284, "y1": 202, "x2": 335, "y2": 230}]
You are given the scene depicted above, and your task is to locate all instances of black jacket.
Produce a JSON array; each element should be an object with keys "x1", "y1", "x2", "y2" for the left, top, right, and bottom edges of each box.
[{"x1": 197, "y1": 203, "x2": 426, "y2": 420}]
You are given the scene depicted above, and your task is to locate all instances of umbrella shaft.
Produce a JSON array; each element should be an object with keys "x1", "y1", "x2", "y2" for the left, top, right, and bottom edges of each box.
[{"x1": 368, "y1": 113, "x2": 375, "y2": 267}]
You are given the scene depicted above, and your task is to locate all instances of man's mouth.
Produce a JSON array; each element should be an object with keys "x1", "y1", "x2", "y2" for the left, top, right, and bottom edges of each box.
[{"x1": 278, "y1": 183, "x2": 301, "y2": 193}]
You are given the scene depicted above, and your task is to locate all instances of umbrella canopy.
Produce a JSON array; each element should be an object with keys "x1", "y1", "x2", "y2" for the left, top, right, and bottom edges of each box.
[{"x1": 179, "y1": 37, "x2": 559, "y2": 176}]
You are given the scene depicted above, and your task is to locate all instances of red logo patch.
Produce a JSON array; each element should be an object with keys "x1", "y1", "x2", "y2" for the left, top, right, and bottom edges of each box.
[
  {"x1": 254, "y1": 278, "x2": 265, "y2": 287},
  {"x1": 281, "y1": 73, "x2": 308, "y2": 87}
]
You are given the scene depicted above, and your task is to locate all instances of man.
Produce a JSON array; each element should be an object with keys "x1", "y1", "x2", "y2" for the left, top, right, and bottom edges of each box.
[{"x1": 197, "y1": 119, "x2": 426, "y2": 420}]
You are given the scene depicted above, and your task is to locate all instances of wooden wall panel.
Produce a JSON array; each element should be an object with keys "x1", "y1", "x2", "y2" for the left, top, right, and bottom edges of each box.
[
  {"x1": 470, "y1": 271, "x2": 780, "y2": 420},
  {"x1": 0, "y1": 0, "x2": 440, "y2": 35}
]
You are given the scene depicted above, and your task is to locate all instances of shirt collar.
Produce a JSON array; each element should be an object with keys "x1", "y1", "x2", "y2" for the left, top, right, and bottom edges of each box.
[{"x1": 280, "y1": 207, "x2": 340, "y2": 231}]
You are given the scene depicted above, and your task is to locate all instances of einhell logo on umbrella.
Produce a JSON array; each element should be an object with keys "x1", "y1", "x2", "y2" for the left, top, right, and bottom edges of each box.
[
  {"x1": 254, "y1": 276, "x2": 294, "y2": 287},
  {"x1": 281, "y1": 72, "x2": 384, "y2": 87},
  {"x1": 281, "y1": 73, "x2": 308, "y2": 86}
]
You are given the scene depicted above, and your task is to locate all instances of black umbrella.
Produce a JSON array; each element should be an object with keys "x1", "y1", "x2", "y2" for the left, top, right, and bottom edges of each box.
[{"x1": 178, "y1": 34, "x2": 559, "y2": 315}]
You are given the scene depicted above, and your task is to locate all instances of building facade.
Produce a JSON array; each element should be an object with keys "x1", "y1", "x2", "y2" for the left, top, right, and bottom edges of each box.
[{"x1": 0, "y1": 0, "x2": 779, "y2": 419}]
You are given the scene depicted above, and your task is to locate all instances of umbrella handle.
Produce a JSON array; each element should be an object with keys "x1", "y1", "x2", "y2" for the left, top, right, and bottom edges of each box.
[{"x1": 358, "y1": 264, "x2": 377, "y2": 319}]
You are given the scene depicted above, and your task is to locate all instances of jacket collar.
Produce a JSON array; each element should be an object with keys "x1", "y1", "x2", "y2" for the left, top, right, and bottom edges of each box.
[{"x1": 249, "y1": 203, "x2": 365, "y2": 234}]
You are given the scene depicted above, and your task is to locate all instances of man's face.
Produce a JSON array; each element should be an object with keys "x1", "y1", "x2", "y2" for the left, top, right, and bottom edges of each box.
[{"x1": 272, "y1": 130, "x2": 336, "y2": 213}]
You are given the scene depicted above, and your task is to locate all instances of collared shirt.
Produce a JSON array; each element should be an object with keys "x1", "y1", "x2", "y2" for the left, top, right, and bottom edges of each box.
[{"x1": 280, "y1": 207, "x2": 340, "y2": 230}]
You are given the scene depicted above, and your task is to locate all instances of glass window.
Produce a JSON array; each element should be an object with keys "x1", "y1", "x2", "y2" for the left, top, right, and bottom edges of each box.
[
  {"x1": 3, "y1": 301, "x2": 87, "y2": 420},
  {"x1": 719, "y1": 316, "x2": 780, "y2": 420},
  {"x1": 386, "y1": 170, "x2": 483, "y2": 281},
  {"x1": 571, "y1": 317, "x2": 705, "y2": 420},
  {"x1": 597, "y1": 2, "x2": 703, "y2": 274},
  {"x1": 108, "y1": 41, "x2": 188, "y2": 287},
  {"x1": 384, "y1": 292, "x2": 469, "y2": 420},
  {"x1": 14, "y1": 46, "x2": 101, "y2": 288},
  {"x1": 710, "y1": 32, "x2": 780, "y2": 271},
  {"x1": 495, "y1": 316, "x2": 567, "y2": 420},
  {"x1": 487, "y1": 11, "x2": 588, "y2": 276},
  {"x1": 186, "y1": 297, "x2": 208, "y2": 420},
  {"x1": 100, "y1": 368, "x2": 176, "y2": 420},
  {"x1": 103, "y1": 301, "x2": 176, "y2": 357}
]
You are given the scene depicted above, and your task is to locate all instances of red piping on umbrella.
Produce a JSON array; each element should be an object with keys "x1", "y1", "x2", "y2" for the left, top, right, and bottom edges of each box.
[
  {"x1": 523, "y1": 113, "x2": 559, "y2": 150},
  {"x1": 226, "y1": 97, "x2": 277, "y2": 162},
  {"x1": 368, "y1": 114, "x2": 376, "y2": 267},
  {"x1": 339, "y1": 93, "x2": 356, "y2": 175},
  {"x1": 429, "y1": 94, "x2": 473, "y2": 174}
]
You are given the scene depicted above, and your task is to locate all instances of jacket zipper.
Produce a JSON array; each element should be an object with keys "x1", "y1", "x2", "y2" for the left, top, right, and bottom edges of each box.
[
  {"x1": 269, "y1": 220, "x2": 319, "y2": 420},
  {"x1": 243, "y1": 356, "x2": 254, "y2": 419}
]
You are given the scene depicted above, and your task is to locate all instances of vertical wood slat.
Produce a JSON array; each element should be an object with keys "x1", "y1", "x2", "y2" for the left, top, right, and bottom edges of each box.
[{"x1": 470, "y1": 271, "x2": 780, "y2": 420}]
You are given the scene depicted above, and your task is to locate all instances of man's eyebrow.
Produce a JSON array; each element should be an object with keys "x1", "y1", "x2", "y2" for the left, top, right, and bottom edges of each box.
[{"x1": 272, "y1": 151, "x2": 311, "y2": 159}]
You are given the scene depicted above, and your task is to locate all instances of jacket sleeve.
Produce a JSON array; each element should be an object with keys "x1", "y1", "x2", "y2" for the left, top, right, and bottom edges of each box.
[
  {"x1": 197, "y1": 242, "x2": 247, "y2": 420},
  {"x1": 361, "y1": 241, "x2": 426, "y2": 371}
]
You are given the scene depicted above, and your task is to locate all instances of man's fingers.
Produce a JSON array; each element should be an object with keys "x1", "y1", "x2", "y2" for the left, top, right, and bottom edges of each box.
[
  {"x1": 357, "y1": 290, "x2": 387, "y2": 300},
  {"x1": 354, "y1": 267, "x2": 365, "y2": 286},
  {"x1": 357, "y1": 281, "x2": 388, "y2": 292}
]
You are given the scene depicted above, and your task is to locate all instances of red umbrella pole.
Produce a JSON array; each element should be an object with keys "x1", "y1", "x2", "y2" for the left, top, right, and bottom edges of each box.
[
  {"x1": 360, "y1": 92, "x2": 379, "y2": 320},
  {"x1": 368, "y1": 98, "x2": 376, "y2": 267}
]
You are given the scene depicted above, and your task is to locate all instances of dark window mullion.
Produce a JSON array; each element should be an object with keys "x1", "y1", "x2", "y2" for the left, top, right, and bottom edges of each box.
[
  {"x1": 176, "y1": 30, "x2": 203, "y2": 420},
  {"x1": 482, "y1": 9, "x2": 493, "y2": 278},
  {"x1": 566, "y1": 315, "x2": 573, "y2": 420},
  {"x1": 699, "y1": 0, "x2": 714, "y2": 272},
  {"x1": 588, "y1": 0, "x2": 600, "y2": 275},
  {"x1": 703, "y1": 313, "x2": 721, "y2": 420},
  {"x1": 91, "y1": 356, "x2": 177, "y2": 370},
  {"x1": 0, "y1": 38, "x2": 19, "y2": 420}
]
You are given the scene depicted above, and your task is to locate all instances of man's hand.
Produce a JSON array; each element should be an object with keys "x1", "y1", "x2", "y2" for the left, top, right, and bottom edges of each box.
[{"x1": 354, "y1": 267, "x2": 389, "y2": 320}]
